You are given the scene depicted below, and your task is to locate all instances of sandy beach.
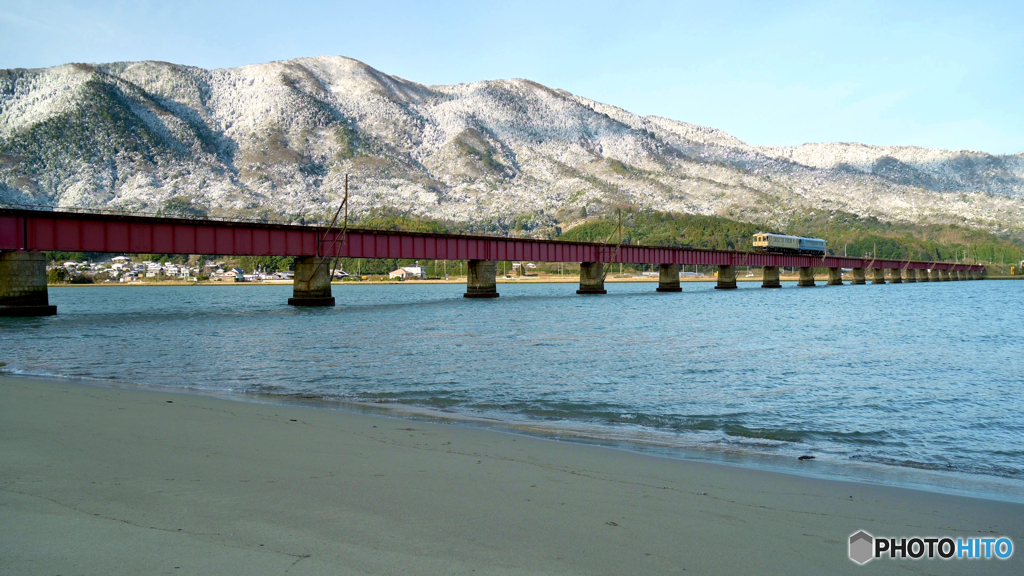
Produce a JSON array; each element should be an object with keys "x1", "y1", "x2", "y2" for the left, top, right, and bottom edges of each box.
[{"x1": 2, "y1": 375, "x2": 1021, "y2": 575}]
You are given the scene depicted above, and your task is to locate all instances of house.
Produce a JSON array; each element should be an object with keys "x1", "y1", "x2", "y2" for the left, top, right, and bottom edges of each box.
[
  {"x1": 214, "y1": 268, "x2": 245, "y2": 282},
  {"x1": 388, "y1": 265, "x2": 427, "y2": 280}
]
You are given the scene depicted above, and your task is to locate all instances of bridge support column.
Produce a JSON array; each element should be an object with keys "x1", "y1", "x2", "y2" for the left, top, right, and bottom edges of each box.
[
  {"x1": 955, "y1": 270, "x2": 964, "y2": 280},
  {"x1": 0, "y1": 251, "x2": 57, "y2": 317},
  {"x1": 827, "y1": 267, "x2": 843, "y2": 285},
  {"x1": 761, "y1": 266, "x2": 781, "y2": 288},
  {"x1": 577, "y1": 262, "x2": 607, "y2": 294},
  {"x1": 797, "y1": 267, "x2": 816, "y2": 287},
  {"x1": 289, "y1": 256, "x2": 335, "y2": 306},
  {"x1": 656, "y1": 264, "x2": 681, "y2": 292},
  {"x1": 940, "y1": 270, "x2": 951, "y2": 281},
  {"x1": 715, "y1": 265, "x2": 737, "y2": 289},
  {"x1": 464, "y1": 260, "x2": 499, "y2": 298},
  {"x1": 917, "y1": 269, "x2": 929, "y2": 282},
  {"x1": 871, "y1": 268, "x2": 886, "y2": 284},
  {"x1": 929, "y1": 269, "x2": 941, "y2": 281},
  {"x1": 889, "y1": 268, "x2": 902, "y2": 284},
  {"x1": 851, "y1": 268, "x2": 866, "y2": 285},
  {"x1": 905, "y1": 268, "x2": 916, "y2": 283}
]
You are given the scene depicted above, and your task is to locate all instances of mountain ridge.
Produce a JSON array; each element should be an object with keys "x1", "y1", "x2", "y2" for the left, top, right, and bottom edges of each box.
[{"x1": 2, "y1": 55, "x2": 1022, "y2": 238}]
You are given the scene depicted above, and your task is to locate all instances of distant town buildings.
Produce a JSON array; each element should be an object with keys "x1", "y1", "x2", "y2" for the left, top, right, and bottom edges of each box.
[{"x1": 43, "y1": 256, "x2": 274, "y2": 283}]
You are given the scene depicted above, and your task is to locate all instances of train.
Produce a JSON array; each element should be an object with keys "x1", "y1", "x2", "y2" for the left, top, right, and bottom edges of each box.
[{"x1": 752, "y1": 232, "x2": 827, "y2": 256}]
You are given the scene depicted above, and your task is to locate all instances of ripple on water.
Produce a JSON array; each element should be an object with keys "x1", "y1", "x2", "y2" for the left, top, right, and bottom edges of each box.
[{"x1": 2, "y1": 281, "x2": 1023, "y2": 497}]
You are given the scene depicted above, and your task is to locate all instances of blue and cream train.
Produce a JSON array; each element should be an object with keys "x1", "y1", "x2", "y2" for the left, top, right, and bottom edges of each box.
[{"x1": 752, "y1": 233, "x2": 827, "y2": 256}]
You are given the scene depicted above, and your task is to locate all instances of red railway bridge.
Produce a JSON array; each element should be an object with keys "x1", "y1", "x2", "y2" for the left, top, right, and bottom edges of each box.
[{"x1": 0, "y1": 208, "x2": 985, "y2": 316}]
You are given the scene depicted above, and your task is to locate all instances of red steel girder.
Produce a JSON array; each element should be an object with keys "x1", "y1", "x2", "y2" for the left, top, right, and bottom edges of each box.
[{"x1": 0, "y1": 209, "x2": 984, "y2": 272}]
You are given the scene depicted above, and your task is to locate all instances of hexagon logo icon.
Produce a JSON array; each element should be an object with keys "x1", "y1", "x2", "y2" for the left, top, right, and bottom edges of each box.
[{"x1": 849, "y1": 531, "x2": 874, "y2": 564}]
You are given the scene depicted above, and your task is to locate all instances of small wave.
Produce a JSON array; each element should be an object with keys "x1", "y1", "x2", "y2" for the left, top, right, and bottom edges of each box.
[
  {"x1": 849, "y1": 454, "x2": 1024, "y2": 480},
  {"x1": 721, "y1": 425, "x2": 809, "y2": 443}
]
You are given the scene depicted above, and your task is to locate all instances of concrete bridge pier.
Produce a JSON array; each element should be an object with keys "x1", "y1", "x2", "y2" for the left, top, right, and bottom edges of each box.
[
  {"x1": 464, "y1": 260, "x2": 499, "y2": 298},
  {"x1": 871, "y1": 268, "x2": 886, "y2": 284},
  {"x1": 715, "y1": 265, "x2": 737, "y2": 289},
  {"x1": 929, "y1": 269, "x2": 941, "y2": 281},
  {"x1": 761, "y1": 266, "x2": 781, "y2": 288},
  {"x1": 904, "y1": 268, "x2": 916, "y2": 283},
  {"x1": 917, "y1": 269, "x2": 929, "y2": 282},
  {"x1": 889, "y1": 268, "x2": 903, "y2": 283},
  {"x1": 827, "y1": 267, "x2": 843, "y2": 285},
  {"x1": 289, "y1": 256, "x2": 335, "y2": 306},
  {"x1": 955, "y1": 270, "x2": 964, "y2": 280},
  {"x1": 656, "y1": 264, "x2": 682, "y2": 292},
  {"x1": 851, "y1": 268, "x2": 866, "y2": 285},
  {"x1": 797, "y1": 267, "x2": 816, "y2": 287},
  {"x1": 940, "y1": 270, "x2": 951, "y2": 281},
  {"x1": 577, "y1": 262, "x2": 607, "y2": 294},
  {"x1": 0, "y1": 251, "x2": 57, "y2": 316}
]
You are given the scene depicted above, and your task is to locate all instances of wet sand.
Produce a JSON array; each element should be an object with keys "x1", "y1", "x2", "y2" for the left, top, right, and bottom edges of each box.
[{"x1": 2, "y1": 375, "x2": 1020, "y2": 575}]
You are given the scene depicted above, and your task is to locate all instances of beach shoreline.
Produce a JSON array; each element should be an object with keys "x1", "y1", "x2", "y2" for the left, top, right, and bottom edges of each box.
[{"x1": 2, "y1": 375, "x2": 1021, "y2": 575}]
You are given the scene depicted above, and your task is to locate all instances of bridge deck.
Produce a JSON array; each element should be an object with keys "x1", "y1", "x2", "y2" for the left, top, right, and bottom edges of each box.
[{"x1": 0, "y1": 208, "x2": 982, "y2": 271}]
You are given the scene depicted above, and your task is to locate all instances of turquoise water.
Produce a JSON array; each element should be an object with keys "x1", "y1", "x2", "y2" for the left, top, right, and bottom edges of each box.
[{"x1": 3, "y1": 280, "x2": 1022, "y2": 498}]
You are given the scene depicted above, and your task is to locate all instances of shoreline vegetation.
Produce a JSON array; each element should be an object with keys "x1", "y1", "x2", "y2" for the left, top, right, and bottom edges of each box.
[{"x1": 3, "y1": 375, "x2": 1022, "y2": 574}]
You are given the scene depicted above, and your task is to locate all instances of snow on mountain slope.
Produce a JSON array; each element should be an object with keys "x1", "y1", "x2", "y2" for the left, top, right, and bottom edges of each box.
[{"x1": 1, "y1": 55, "x2": 1022, "y2": 234}]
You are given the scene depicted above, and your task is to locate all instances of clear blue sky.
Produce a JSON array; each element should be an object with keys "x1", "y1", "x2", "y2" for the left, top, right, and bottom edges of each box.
[{"x1": 2, "y1": 0, "x2": 1022, "y2": 154}]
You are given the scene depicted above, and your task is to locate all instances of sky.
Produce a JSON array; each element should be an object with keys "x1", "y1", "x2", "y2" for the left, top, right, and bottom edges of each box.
[{"x1": 2, "y1": 0, "x2": 1022, "y2": 154}]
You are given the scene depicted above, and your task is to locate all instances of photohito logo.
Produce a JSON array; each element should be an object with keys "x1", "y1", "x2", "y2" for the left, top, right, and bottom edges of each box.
[{"x1": 849, "y1": 531, "x2": 1013, "y2": 565}]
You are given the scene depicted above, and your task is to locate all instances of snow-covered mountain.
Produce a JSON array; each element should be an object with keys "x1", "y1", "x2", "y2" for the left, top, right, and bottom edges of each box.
[{"x1": 2, "y1": 55, "x2": 1023, "y2": 234}]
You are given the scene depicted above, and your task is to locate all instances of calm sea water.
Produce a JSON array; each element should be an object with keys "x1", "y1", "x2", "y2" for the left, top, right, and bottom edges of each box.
[{"x1": 3, "y1": 280, "x2": 1022, "y2": 499}]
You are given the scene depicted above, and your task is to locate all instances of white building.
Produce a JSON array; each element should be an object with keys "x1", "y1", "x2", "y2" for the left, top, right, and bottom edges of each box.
[{"x1": 389, "y1": 265, "x2": 427, "y2": 280}]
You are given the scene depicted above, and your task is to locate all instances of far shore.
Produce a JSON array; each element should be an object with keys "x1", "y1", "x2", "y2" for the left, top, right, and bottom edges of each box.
[
  {"x1": 48, "y1": 274, "x2": 1019, "y2": 287},
  {"x1": 2, "y1": 375, "x2": 1021, "y2": 575}
]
